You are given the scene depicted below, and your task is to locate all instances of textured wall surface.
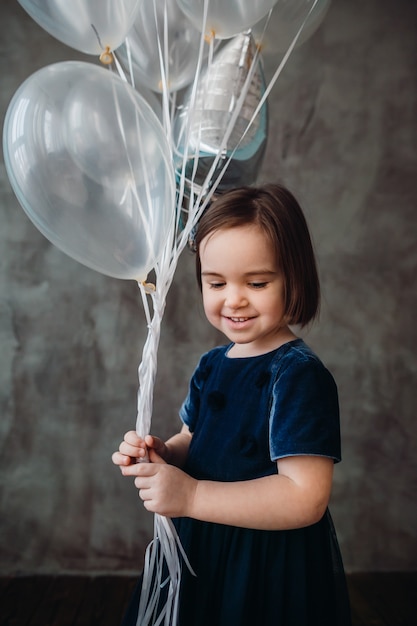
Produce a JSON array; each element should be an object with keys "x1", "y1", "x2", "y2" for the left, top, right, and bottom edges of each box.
[{"x1": 0, "y1": 0, "x2": 416, "y2": 575}]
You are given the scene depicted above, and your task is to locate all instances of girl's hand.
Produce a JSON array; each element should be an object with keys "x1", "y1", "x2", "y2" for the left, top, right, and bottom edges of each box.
[
  {"x1": 112, "y1": 431, "x2": 170, "y2": 467},
  {"x1": 120, "y1": 451, "x2": 197, "y2": 518}
]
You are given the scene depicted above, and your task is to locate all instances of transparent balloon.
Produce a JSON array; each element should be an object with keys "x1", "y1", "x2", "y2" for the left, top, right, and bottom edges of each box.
[
  {"x1": 117, "y1": 0, "x2": 212, "y2": 93},
  {"x1": 253, "y1": 0, "x2": 331, "y2": 55},
  {"x1": 176, "y1": 0, "x2": 278, "y2": 39},
  {"x1": 3, "y1": 61, "x2": 175, "y2": 281},
  {"x1": 17, "y1": 0, "x2": 141, "y2": 55}
]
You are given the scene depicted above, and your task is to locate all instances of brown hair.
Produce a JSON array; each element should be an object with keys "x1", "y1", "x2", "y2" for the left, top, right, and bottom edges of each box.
[{"x1": 194, "y1": 184, "x2": 320, "y2": 327}]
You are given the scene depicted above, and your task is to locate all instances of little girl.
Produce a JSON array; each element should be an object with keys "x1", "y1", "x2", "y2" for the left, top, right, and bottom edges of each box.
[{"x1": 113, "y1": 184, "x2": 352, "y2": 626}]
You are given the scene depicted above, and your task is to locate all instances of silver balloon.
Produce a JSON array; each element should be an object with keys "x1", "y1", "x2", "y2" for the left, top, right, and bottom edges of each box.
[{"x1": 174, "y1": 32, "x2": 268, "y2": 197}]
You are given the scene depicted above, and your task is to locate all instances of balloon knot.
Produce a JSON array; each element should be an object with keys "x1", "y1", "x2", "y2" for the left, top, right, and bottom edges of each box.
[
  {"x1": 204, "y1": 29, "x2": 216, "y2": 44},
  {"x1": 99, "y1": 46, "x2": 114, "y2": 65},
  {"x1": 141, "y1": 281, "x2": 156, "y2": 294}
]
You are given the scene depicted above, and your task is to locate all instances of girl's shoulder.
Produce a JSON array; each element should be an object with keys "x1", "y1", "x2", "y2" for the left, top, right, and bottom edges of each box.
[
  {"x1": 271, "y1": 338, "x2": 337, "y2": 389},
  {"x1": 204, "y1": 344, "x2": 230, "y2": 358},
  {"x1": 190, "y1": 345, "x2": 229, "y2": 384},
  {"x1": 198, "y1": 344, "x2": 230, "y2": 366},
  {"x1": 275, "y1": 338, "x2": 322, "y2": 365}
]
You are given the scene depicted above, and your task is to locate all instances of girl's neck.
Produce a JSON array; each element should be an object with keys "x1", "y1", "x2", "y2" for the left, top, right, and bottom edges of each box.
[{"x1": 227, "y1": 327, "x2": 298, "y2": 358}]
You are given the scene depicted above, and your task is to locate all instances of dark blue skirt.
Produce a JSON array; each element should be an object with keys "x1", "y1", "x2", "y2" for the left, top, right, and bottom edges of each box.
[{"x1": 121, "y1": 510, "x2": 351, "y2": 626}]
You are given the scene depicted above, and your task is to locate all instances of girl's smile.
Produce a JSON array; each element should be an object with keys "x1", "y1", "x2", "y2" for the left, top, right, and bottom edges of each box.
[
  {"x1": 225, "y1": 316, "x2": 255, "y2": 331},
  {"x1": 200, "y1": 224, "x2": 296, "y2": 357}
]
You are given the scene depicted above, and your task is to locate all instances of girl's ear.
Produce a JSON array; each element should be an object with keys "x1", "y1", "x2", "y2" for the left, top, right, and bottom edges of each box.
[
  {"x1": 280, "y1": 312, "x2": 293, "y2": 328},
  {"x1": 281, "y1": 317, "x2": 290, "y2": 328}
]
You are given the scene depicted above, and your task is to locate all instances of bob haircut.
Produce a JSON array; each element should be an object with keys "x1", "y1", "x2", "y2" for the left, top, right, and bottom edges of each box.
[{"x1": 194, "y1": 184, "x2": 320, "y2": 327}]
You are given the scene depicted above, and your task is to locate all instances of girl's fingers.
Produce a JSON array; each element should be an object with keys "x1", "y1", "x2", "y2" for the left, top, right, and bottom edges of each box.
[
  {"x1": 119, "y1": 440, "x2": 146, "y2": 457},
  {"x1": 113, "y1": 432, "x2": 166, "y2": 472},
  {"x1": 121, "y1": 461, "x2": 160, "y2": 478},
  {"x1": 112, "y1": 451, "x2": 131, "y2": 466},
  {"x1": 124, "y1": 430, "x2": 142, "y2": 445},
  {"x1": 144, "y1": 435, "x2": 168, "y2": 461},
  {"x1": 112, "y1": 447, "x2": 145, "y2": 468},
  {"x1": 144, "y1": 435, "x2": 161, "y2": 451}
]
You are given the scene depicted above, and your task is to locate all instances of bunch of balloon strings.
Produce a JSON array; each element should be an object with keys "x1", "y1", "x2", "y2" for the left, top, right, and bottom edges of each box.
[{"x1": 107, "y1": 2, "x2": 323, "y2": 624}]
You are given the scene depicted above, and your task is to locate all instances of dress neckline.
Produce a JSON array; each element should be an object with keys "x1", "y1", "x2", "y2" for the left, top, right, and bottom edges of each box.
[{"x1": 224, "y1": 338, "x2": 303, "y2": 360}]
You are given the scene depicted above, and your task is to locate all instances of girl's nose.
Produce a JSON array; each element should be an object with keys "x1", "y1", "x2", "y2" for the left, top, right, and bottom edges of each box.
[{"x1": 225, "y1": 286, "x2": 248, "y2": 309}]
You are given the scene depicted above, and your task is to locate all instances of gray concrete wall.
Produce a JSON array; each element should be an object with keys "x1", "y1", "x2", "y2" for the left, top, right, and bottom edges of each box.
[{"x1": 1, "y1": 0, "x2": 416, "y2": 574}]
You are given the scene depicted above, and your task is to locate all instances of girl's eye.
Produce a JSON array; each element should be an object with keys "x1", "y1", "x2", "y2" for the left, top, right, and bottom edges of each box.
[
  {"x1": 209, "y1": 282, "x2": 225, "y2": 289},
  {"x1": 250, "y1": 282, "x2": 268, "y2": 289}
]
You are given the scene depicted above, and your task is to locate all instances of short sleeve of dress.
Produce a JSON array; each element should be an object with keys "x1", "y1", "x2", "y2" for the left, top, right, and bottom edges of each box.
[{"x1": 269, "y1": 352, "x2": 341, "y2": 463}]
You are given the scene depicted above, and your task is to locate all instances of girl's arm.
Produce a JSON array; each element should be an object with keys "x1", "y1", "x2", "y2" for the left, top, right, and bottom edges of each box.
[
  {"x1": 123, "y1": 453, "x2": 334, "y2": 531},
  {"x1": 161, "y1": 425, "x2": 192, "y2": 468},
  {"x1": 190, "y1": 455, "x2": 334, "y2": 530}
]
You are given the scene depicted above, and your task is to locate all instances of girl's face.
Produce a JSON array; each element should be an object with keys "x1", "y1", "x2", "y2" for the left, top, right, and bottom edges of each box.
[{"x1": 199, "y1": 224, "x2": 296, "y2": 357}]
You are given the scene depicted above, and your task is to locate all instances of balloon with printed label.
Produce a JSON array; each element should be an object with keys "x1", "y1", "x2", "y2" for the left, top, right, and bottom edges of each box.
[{"x1": 174, "y1": 32, "x2": 268, "y2": 198}]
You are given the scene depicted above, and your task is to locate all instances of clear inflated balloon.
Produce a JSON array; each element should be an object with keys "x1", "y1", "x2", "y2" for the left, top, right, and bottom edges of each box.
[
  {"x1": 117, "y1": 0, "x2": 212, "y2": 93},
  {"x1": 3, "y1": 61, "x2": 175, "y2": 281},
  {"x1": 176, "y1": 0, "x2": 278, "y2": 39},
  {"x1": 253, "y1": 0, "x2": 331, "y2": 55},
  {"x1": 17, "y1": 0, "x2": 141, "y2": 55},
  {"x1": 174, "y1": 32, "x2": 268, "y2": 196}
]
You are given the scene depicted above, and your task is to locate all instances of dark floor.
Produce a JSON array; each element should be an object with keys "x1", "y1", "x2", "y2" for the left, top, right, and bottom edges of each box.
[{"x1": 0, "y1": 573, "x2": 416, "y2": 626}]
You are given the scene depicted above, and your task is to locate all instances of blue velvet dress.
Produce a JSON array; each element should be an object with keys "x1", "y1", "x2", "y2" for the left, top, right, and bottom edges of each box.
[{"x1": 122, "y1": 339, "x2": 351, "y2": 626}]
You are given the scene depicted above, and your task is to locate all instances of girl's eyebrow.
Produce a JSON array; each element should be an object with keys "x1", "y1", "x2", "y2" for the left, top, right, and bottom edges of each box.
[
  {"x1": 201, "y1": 270, "x2": 277, "y2": 277},
  {"x1": 201, "y1": 271, "x2": 222, "y2": 277}
]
